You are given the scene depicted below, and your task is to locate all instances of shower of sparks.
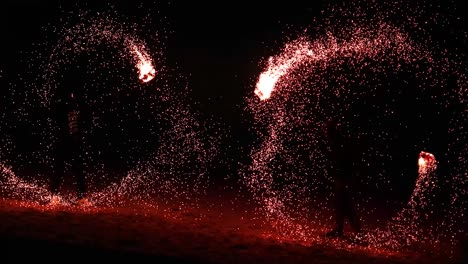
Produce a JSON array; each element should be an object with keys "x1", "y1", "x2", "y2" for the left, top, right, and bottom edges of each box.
[
  {"x1": 38, "y1": 15, "x2": 160, "y2": 104},
  {"x1": 0, "y1": 8, "x2": 218, "y2": 210},
  {"x1": 246, "y1": 0, "x2": 466, "y2": 257},
  {"x1": 254, "y1": 25, "x2": 422, "y2": 101},
  {"x1": 364, "y1": 151, "x2": 441, "y2": 250},
  {"x1": 0, "y1": 0, "x2": 465, "y2": 261},
  {"x1": 248, "y1": 24, "x2": 430, "y2": 241}
]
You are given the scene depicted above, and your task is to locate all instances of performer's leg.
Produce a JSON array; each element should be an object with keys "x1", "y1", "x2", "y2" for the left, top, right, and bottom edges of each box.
[
  {"x1": 71, "y1": 137, "x2": 86, "y2": 199},
  {"x1": 51, "y1": 139, "x2": 65, "y2": 195}
]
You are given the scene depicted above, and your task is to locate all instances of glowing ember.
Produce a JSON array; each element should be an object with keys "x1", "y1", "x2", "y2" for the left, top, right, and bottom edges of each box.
[
  {"x1": 138, "y1": 60, "x2": 156, "y2": 82},
  {"x1": 131, "y1": 44, "x2": 156, "y2": 83},
  {"x1": 255, "y1": 57, "x2": 291, "y2": 100},
  {"x1": 418, "y1": 151, "x2": 436, "y2": 174},
  {"x1": 254, "y1": 70, "x2": 276, "y2": 100},
  {"x1": 254, "y1": 44, "x2": 316, "y2": 100}
]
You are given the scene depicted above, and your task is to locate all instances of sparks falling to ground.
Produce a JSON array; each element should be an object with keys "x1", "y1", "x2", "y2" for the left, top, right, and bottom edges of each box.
[
  {"x1": 0, "y1": 1, "x2": 465, "y2": 262},
  {"x1": 248, "y1": 24, "x2": 430, "y2": 242},
  {"x1": 246, "y1": 0, "x2": 466, "y2": 256},
  {"x1": 0, "y1": 7, "x2": 218, "y2": 210},
  {"x1": 365, "y1": 151, "x2": 440, "y2": 250}
]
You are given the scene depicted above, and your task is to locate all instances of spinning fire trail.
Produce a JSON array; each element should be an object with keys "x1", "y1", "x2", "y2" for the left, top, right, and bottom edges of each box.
[
  {"x1": 366, "y1": 151, "x2": 440, "y2": 250},
  {"x1": 40, "y1": 14, "x2": 158, "y2": 105},
  {"x1": 0, "y1": 9, "x2": 217, "y2": 208},
  {"x1": 246, "y1": 0, "x2": 466, "y2": 254},
  {"x1": 129, "y1": 43, "x2": 156, "y2": 83}
]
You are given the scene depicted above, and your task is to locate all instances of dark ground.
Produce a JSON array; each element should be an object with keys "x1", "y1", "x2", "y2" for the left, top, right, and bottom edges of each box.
[{"x1": 0, "y1": 187, "x2": 466, "y2": 264}]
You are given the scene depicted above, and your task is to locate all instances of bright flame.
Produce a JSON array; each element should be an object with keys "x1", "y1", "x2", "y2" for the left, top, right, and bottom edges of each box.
[
  {"x1": 138, "y1": 60, "x2": 156, "y2": 83},
  {"x1": 255, "y1": 71, "x2": 278, "y2": 100},
  {"x1": 130, "y1": 43, "x2": 156, "y2": 83},
  {"x1": 253, "y1": 41, "x2": 323, "y2": 100},
  {"x1": 254, "y1": 53, "x2": 305, "y2": 100},
  {"x1": 253, "y1": 27, "x2": 419, "y2": 101},
  {"x1": 418, "y1": 151, "x2": 436, "y2": 174}
]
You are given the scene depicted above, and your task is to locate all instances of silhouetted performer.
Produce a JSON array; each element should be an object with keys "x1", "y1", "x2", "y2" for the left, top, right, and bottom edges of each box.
[
  {"x1": 324, "y1": 118, "x2": 362, "y2": 237},
  {"x1": 50, "y1": 90, "x2": 89, "y2": 204}
]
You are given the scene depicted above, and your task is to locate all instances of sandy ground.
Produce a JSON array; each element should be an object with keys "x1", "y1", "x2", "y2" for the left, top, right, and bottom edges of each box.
[{"x1": 0, "y1": 185, "x2": 465, "y2": 264}]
